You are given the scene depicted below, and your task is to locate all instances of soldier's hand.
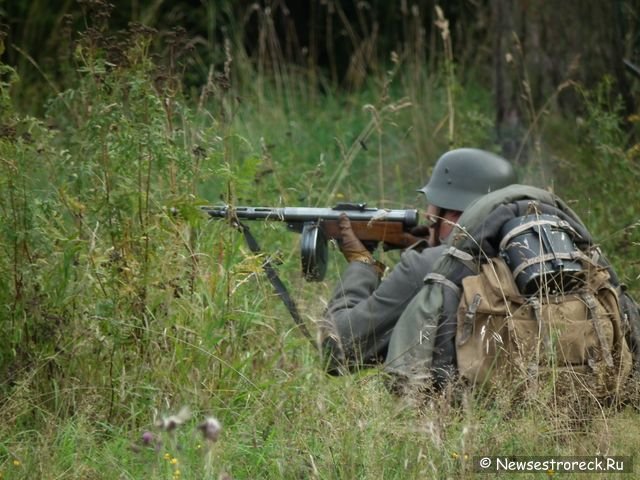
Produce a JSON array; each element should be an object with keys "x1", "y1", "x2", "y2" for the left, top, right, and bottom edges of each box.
[
  {"x1": 337, "y1": 214, "x2": 386, "y2": 276},
  {"x1": 337, "y1": 213, "x2": 371, "y2": 262}
]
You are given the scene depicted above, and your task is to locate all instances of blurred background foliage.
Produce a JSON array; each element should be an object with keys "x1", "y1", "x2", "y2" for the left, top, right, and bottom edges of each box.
[{"x1": 3, "y1": 1, "x2": 640, "y2": 123}]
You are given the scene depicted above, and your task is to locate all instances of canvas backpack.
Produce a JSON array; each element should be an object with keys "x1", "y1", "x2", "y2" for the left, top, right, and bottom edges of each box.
[{"x1": 455, "y1": 249, "x2": 633, "y2": 398}]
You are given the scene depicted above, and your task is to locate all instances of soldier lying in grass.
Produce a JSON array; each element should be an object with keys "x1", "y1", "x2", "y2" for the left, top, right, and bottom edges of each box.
[{"x1": 320, "y1": 148, "x2": 640, "y2": 399}]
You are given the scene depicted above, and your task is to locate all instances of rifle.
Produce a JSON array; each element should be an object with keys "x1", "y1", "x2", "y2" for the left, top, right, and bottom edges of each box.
[{"x1": 203, "y1": 202, "x2": 420, "y2": 281}]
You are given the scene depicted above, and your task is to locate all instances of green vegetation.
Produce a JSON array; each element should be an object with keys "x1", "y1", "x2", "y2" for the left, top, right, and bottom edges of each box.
[{"x1": 1, "y1": 3, "x2": 639, "y2": 479}]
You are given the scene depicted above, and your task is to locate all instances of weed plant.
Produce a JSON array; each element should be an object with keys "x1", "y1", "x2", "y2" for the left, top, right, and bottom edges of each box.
[{"x1": 0, "y1": 4, "x2": 639, "y2": 480}]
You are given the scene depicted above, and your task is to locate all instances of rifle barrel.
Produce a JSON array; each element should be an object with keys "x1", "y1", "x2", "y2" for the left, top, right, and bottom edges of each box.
[{"x1": 203, "y1": 205, "x2": 419, "y2": 228}]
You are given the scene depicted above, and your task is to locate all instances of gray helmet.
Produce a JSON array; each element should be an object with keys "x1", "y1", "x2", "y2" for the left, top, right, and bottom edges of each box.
[{"x1": 418, "y1": 148, "x2": 516, "y2": 211}]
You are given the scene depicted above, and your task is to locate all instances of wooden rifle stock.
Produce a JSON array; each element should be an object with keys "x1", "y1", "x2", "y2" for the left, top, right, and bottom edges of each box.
[{"x1": 319, "y1": 219, "x2": 421, "y2": 250}]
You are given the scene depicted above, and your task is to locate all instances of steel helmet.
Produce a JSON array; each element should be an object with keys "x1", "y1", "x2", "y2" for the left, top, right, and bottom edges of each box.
[{"x1": 418, "y1": 148, "x2": 516, "y2": 211}]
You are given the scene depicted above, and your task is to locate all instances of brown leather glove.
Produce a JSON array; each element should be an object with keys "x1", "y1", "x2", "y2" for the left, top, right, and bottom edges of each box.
[
  {"x1": 337, "y1": 213, "x2": 386, "y2": 275},
  {"x1": 337, "y1": 213, "x2": 369, "y2": 260}
]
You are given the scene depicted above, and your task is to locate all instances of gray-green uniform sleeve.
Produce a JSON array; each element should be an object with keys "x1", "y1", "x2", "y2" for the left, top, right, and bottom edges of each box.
[{"x1": 320, "y1": 244, "x2": 446, "y2": 373}]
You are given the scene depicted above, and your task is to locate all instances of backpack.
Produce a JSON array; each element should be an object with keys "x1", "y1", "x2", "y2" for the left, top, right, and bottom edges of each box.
[{"x1": 455, "y1": 236, "x2": 633, "y2": 398}]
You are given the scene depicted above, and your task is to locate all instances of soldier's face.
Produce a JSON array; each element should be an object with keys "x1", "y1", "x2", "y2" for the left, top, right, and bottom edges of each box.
[
  {"x1": 424, "y1": 205, "x2": 460, "y2": 247},
  {"x1": 424, "y1": 205, "x2": 441, "y2": 247}
]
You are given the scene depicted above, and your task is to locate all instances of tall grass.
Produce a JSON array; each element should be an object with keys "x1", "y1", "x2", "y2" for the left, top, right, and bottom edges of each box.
[{"x1": 1, "y1": 3, "x2": 639, "y2": 479}]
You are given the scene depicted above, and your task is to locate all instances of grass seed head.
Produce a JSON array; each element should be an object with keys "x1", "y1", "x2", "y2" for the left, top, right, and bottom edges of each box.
[
  {"x1": 198, "y1": 416, "x2": 222, "y2": 442},
  {"x1": 156, "y1": 406, "x2": 192, "y2": 432}
]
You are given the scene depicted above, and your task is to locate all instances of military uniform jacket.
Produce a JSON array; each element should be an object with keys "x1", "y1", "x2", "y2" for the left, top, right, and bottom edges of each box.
[{"x1": 321, "y1": 244, "x2": 447, "y2": 373}]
